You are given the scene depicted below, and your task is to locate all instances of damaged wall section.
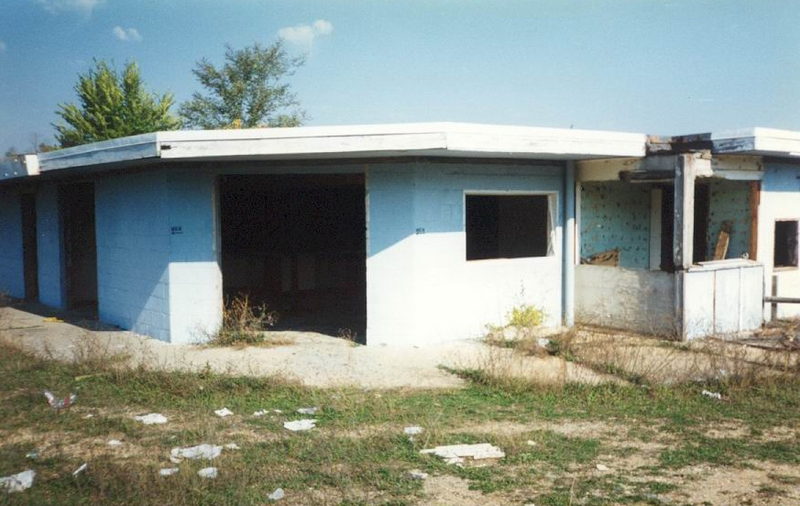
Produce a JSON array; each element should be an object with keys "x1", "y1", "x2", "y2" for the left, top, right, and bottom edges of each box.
[
  {"x1": 703, "y1": 179, "x2": 751, "y2": 260},
  {"x1": 579, "y1": 181, "x2": 651, "y2": 269}
]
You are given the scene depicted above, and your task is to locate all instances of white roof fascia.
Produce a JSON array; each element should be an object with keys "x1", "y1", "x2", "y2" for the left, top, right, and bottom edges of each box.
[
  {"x1": 711, "y1": 128, "x2": 800, "y2": 158},
  {"x1": 26, "y1": 123, "x2": 646, "y2": 175},
  {"x1": 36, "y1": 133, "x2": 160, "y2": 172},
  {"x1": 158, "y1": 122, "x2": 646, "y2": 161}
]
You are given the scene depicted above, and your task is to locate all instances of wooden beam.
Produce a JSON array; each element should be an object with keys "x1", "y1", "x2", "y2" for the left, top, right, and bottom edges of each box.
[{"x1": 748, "y1": 181, "x2": 760, "y2": 260}]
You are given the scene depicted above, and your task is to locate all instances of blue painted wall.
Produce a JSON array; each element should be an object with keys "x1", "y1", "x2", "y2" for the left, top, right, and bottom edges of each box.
[
  {"x1": 579, "y1": 181, "x2": 651, "y2": 269},
  {"x1": 367, "y1": 160, "x2": 565, "y2": 345},
  {"x1": 95, "y1": 171, "x2": 171, "y2": 341},
  {"x1": 0, "y1": 188, "x2": 24, "y2": 298},
  {"x1": 36, "y1": 183, "x2": 64, "y2": 307}
]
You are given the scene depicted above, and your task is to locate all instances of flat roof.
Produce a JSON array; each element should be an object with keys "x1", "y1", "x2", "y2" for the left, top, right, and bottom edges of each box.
[
  {"x1": 3, "y1": 122, "x2": 800, "y2": 183},
  {"x1": 3, "y1": 122, "x2": 647, "y2": 181}
]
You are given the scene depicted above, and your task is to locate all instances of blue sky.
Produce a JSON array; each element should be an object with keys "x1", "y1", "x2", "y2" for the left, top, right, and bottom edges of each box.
[{"x1": 0, "y1": 0, "x2": 798, "y2": 151}]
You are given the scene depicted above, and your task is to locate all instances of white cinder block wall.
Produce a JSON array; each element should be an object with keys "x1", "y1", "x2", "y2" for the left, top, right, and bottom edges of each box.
[
  {"x1": 366, "y1": 161, "x2": 564, "y2": 346},
  {"x1": 0, "y1": 188, "x2": 24, "y2": 298},
  {"x1": 760, "y1": 162, "x2": 800, "y2": 319},
  {"x1": 166, "y1": 171, "x2": 222, "y2": 344},
  {"x1": 95, "y1": 169, "x2": 222, "y2": 343},
  {"x1": 36, "y1": 183, "x2": 64, "y2": 308}
]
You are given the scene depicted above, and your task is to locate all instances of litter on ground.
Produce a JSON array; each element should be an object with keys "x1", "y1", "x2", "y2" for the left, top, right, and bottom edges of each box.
[
  {"x1": 25, "y1": 451, "x2": 38, "y2": 459},
  {"x1": 268, "y1": 488, "x2": 285, "y2": 501},
  {"x1": 134, "y1": 413, "x2": 168, "y2": 425},
  {"x1": 404, "y1": 426, "x2": 424, "y2": 436},
  {"x1": 284, "y1": 419, "x2": 316, "y2": 431},
  {"x1": 170, "y1": 444, "x2": 223, "y2": 463},
  {"x1": 214, "y1": 408, "x2": 233, "y2": 417},
  {"x1": 537, "y1": 338, "x2": 552, "y2": 348},
  {"x1": 43, "y1": 390, "x2": 77, "y2": 411},
  {"x1": 107, "y1": 439, "x2": 123, "y2": 447},
  {"x1": 0, "y1": 470, "x2": 35, "y2": 493},
  {"x1": 596, "y1": 464, "x2": 610, "y2": 472},
  {"x1": 407, "y1": 470, "x2": 429, "y2": 480},
  {"x1": 702, "y1": 390, "x2": 723, "y2": 400},
  {"x1": 296, "y1": 407, "x2": 319, "y2": 415},
  {"x1": 159, "y1": 468, "x2": 179, "y2": 477},
  {"x1": 253, "y1": 410, "x2": 268, "y2": 417},
  {"x1": 72, "y1": 463, "x2": 88, "y2": 476},
  {"x1": 197, "y1": 467, "x2": 218, "y2": 479},
  {"x1": 224, "y1": 443, "x2": 240, "y2": 450},
  {"x1": 420, "y1": 443, "x2": 506, "y2": 465}
]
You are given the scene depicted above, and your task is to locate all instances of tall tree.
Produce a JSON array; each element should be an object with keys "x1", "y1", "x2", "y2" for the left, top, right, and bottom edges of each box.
[
  {"x1": 179, "y1": 41, "x2": 305, "y2": 129},
  {"x1": 54, "y1": 60, "x2": 181, "y2": 148}
]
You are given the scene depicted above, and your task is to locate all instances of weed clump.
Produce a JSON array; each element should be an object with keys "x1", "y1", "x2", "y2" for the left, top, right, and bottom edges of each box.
[{"x1": 209, "y1": 295, "x2": 280, "y2": 347}]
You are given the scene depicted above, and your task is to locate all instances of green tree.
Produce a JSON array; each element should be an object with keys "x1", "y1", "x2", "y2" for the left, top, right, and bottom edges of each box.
[
  {"x1": 179, "y1": 41, "x2": 305, "y2": 129},
  {"x1": 54, "y1": 60, "x2": 181, "y2": 148}
]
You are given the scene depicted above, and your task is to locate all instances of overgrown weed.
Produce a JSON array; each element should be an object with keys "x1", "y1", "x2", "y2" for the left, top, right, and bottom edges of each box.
[{"x1": 207, "y1": 294, "x2": 287, "y2": 347}]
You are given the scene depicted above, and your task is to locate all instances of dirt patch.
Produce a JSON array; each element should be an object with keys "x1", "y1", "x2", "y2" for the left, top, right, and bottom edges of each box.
[
  {"x1": 422, "y1": 475, "x2": 507, "y2": 505},
  {"x1": 664, "y1": 462, "x2": 800, "y2": 505}
]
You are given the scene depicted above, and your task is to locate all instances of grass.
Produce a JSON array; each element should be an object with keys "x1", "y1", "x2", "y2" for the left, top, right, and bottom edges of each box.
[{"x1": 2, "y1": 329, "x2": 800, "y2": 504}]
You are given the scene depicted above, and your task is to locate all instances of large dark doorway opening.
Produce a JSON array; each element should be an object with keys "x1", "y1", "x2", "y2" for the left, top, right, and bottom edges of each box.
[
  {"x1": 60, "y1": 183, "x2": 98, "y2": 315},
  {"x1": 20, "y1": 193, "x2": 39, "y2": 301},
  {"x1": 220, "y1": 174, "x2": 366, "y2": 342}
]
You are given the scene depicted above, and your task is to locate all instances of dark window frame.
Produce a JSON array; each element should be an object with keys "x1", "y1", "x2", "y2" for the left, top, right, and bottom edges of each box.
[
  {"x1": 464, "y1": 192, "x2": 554, "y2": 262},
  {"x1": 774, "y1": 219, "x2": 799, "y2": 269}
]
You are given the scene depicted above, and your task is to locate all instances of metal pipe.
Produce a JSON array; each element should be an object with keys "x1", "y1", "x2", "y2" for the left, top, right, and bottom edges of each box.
[{"x1": 765, "y1": 296, "x2": 800, "y2": 304}]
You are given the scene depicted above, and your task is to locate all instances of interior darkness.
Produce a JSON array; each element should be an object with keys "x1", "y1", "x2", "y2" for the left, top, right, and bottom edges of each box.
[
  {"x1": 220, "y1": 174, "x2": 366, "y2": 341},
  {"x1": 693, "y1": 183, "x2": 710, "y2": 263},
  {"x1": 466, "y1": 195, "x2": 549, "y2": 261},
  {"x1": 60, "y1": 182, "x2": 98, "y2": 314},
  {"x1": 774, "y1": 220, "x2": 799, "y2": 267},
  {"x1": 659, "y1": 185, "x2": 676, "y2": 272},
  {"x1": 20, "y1": 193, "x2": 39, "y2": 301}
]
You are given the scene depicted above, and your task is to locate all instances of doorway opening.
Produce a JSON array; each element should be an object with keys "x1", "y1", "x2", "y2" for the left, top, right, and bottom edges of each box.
[
  {"x1": 60, "y1": 182, "x2": 98, "y2": 315},
  {"x1": 219, "y1": 174, "x2": 366, "y2": 342},
  {"x1": 20, "y1": 193, "x2": 38, "y2": 301}
]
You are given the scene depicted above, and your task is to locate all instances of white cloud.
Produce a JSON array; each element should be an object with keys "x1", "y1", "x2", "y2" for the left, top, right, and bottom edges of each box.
[
  {"x1": 278, "y1": 19, "x2": 333, "y2": 51},
  {"x1": 0, "y1": 41, "x2": 6, "y2": 53},
  {"x1": 112, "y1": 26, "x2": 142, "y2": 42},
  {"x1": 36, "y1": 0, "x2": 104, "y2": 14}
]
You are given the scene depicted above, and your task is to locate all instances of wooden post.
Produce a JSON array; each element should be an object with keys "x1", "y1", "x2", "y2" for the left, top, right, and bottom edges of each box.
[{"x1": 748, "y1": 181, "x2": 760, "y2": 260}]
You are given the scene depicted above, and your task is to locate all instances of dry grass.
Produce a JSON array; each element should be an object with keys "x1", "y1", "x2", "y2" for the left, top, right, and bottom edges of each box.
[{"x1": 206, "y1": 294, "x2": 291, "y2": 348}]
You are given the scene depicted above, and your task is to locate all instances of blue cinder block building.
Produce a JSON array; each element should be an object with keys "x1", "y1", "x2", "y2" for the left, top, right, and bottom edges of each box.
[{"x1": 0, "y1": 124, "x2": 798, "y2": 344}]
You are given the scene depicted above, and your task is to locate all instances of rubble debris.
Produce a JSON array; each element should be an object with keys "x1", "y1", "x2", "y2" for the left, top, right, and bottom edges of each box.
[
  {"x1": 197, "y1": 467, "x2": 218, "y2": 479},
  {"x1": 284, "y1": 419, "x2": 316, "y2": 431},
  {"x1": 267, "y1": 487, "x2": 285, "y2": 501},
  {"x1": 296, "y1": 407, "x2": 319, "y2": 415},
  {"x1": 702, "y1": 390, "x2": 723, "y2": 400},
  {"x1": 72, "y1": 463, "x2": 88, "y2": 476},
  {"x1": 537, "y1": 338, "x2": 552, "y2": 348},
  {"x1": 82, "y1": 414, "x2": 94, "y2": 419},
  {"x1": 526, "y1": 440, "x2": 537, "y2": 447},
  {"x1": 253, "y1": 410, "x2": 268, "y2": 417},
  {"x1": 170, "y1": 444, "x2": 223, "y2": 463},
  {"x1": 25, "y1": 451, "x2": 38, "y2": 459},
  {"x1": 420, "y1": 443, "x2": 505, "y2": 465},
  {"x1": 224, "y1": 443, "x2": 240, "y2": 450},
  {"x1": 134, "y1": 413, "x2": 168, "y2": 425},
  {"x1": 214, "y1": 408, "x2": 234, "y2": 418},
  {"x1": 43, "y1": 390, "x2": 77, "y2": 411},
  {"x1": 107, "y1": 439, "x2": 123, "y2": 447},
  {"x1": 407, "y1": 470, "x2": 429, "y2": 480},
  {"x1": 596, "y1": 464, "x2": 610, "y2": 472},
  {"x1": 583, "y1": 248, "x2": 620, "y2": 267},
  {"x1": 0, "y1": 470, "x2": 35, "y2": 493},
  {"x1": 159, "y1": 468, "x2": 179, "y2": 477}
]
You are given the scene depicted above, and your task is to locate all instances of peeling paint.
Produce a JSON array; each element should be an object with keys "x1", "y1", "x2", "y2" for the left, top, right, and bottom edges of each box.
[{"x1": 580, "y1": 181, "x2": 651, "y2": 269}]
